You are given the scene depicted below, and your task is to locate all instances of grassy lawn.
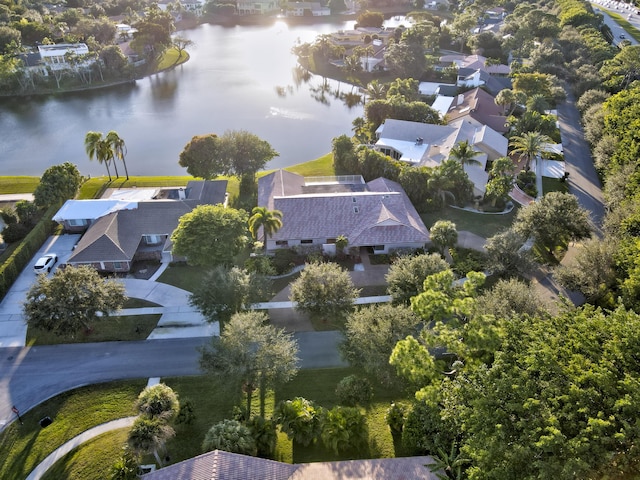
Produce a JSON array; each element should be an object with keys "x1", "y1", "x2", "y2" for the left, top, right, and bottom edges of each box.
[
  {"x1": 26, "y1": 314, "x2": 161, "y2": 345},
  {"x1": 5, "y1": 369, "x2": 408, "y2": 479},
  {"x1": 41, "y1": 429, "x2": 130, "y2": 480},
  {"x1": 124, "y1": 298, "x2": 161, "y2": 309},
  {"x1": 0, "y1": 176, "x2": 40, "y2": 194},
  {"x1": 542, "y1": 176, "x2": 569, "y2": 195},
  {"x1": 283, "y1": 153, "x2": 334, "y2": 177},
  {"x1": 421, "y1": 205, "x2": 518, "y2": 239},
  {"x1": 156, "y1": 264, "x2": 211, "y2": 293},
  {"x1": 157, "y1": 47, "x2": 190, "y2": 71},
  {"x1": 163, "y1": 367, "x2": 406, "y2": 465},
  {"x1": 0, "y1": 380, "x2": 145, "y2": 480}
]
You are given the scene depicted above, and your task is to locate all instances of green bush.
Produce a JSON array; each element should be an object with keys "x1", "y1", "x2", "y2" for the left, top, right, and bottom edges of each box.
[
  {"x1": 386, "y1": 402, "x2": 408, "y2": 435},
  {"x1": 449, "y1": 248, "x2": 487, "y2": 277},
  {"x1": 244, "y1": 255, "x2": 276, "y2": 276},
  {"x1": 517, "y1": 170, "x2": 538, "y2": 197},
  {"x1": 1, "y1": 223, "x2": 30, "y2": 243},
  {"x1": 272, "y1": 249, "x2": 300, "y2": 275},
  {"x1": 335, "y1": 375, "x2": 373, "y2": 407}
]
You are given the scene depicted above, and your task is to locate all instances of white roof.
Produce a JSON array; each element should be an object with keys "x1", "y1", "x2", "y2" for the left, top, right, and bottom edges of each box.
[
  {"x1": 106, "y1": 188, "x2": 158, "y2": 201},
  {"x1": 419, "y1": 82, "x2": 455, "y2": 95},
  {"x1": 431, "y1": 95, "x2": 455, "y2": 117},
  {"x1": 374, "y1": 138, "x2": 429, "y2": 164},
  {"x1": 53, "y1": 199, "x2": 138, "y2": 222}
]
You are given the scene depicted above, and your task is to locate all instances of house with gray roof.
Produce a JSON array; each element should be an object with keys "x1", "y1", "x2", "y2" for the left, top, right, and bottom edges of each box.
[
  {"x1": 141, "y1": 449, "x2": 439, "y2": 479},
  {"x1": 258, "y1": 171, "x2": 429, "y2": 255},
  {"x1": 57, "y1": 180, "x2": 227, "y2": 273},
  {"x1": 445, "y1": 87, "x2": 508, "y2": 134}
]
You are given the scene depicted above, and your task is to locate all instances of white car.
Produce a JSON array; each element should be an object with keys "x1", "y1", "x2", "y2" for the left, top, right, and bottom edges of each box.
[{"x1": 34, "y1": 254, "x2": 58, "y2": 274}]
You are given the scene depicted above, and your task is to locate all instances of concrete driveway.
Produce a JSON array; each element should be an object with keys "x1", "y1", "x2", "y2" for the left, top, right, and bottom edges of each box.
[{"x1": 0, "y1": 234, "x2": 80, "y2": 347}]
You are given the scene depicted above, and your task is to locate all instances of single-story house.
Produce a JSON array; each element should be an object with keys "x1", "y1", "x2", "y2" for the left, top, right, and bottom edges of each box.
[
  {"x1": 141, "y1": 449, "x2": 439, "y2": 479},
  {"x1": 258, "y1": 171, "x2": 429, "y2": 255},
  {"x1": 236, "y1": 0, "x2": 280, "y2": 15},
  {"x1": 38, "y1": 43, "x2": 89, "y2": 69},
  {"x1": 374, "y1": 118, "x2": 508, "y2": 197},
  {"x1": 445, "y1": 87, "x2": 508, "y2": 134},
  {"x1": 455, "y1": 68, "x2": 512, "y2": 96},
  {"x1": 57, "y1": 180, "x2": 227, "y2": 273}
]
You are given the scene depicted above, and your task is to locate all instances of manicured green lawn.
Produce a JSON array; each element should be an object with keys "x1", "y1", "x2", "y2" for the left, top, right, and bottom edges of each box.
[
  {"x1": 421, "y1": 205, "x2": 518, "y2": 239},
  {"x1": 542, "y1": 176, "x2": 569, "y2": 195},
  {"x1": 0, "y1": 176, "x2": 40, "y2": 194},
  {"x1": 0, "y1": 380, "x2": 145, "y2": 480},
  {"x1": 41, "y1": 429, "x2": 130, "y2": 480},
  {"x1": 156, "y1": 264, "x2": 211, "y2": 293},
  {"x1": 163, "y1": 368, "x2": 406, "y2": 465},
  {"x1": 26, "y1": 314, "x2": 161, "y2": 345},
  {"x1": 157, "y1": 47, "x2": 190, "y2": 70}
]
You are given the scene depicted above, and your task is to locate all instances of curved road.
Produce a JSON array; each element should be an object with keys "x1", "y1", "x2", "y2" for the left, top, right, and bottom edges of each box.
[{"x1": 0, "y1": 331, "x2": 346, "y2": 431}]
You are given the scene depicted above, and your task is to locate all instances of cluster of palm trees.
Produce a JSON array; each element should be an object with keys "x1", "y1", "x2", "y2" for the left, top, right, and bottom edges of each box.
[{"x1": 84, "y1": 130, "x2": 129, "y2": 181}]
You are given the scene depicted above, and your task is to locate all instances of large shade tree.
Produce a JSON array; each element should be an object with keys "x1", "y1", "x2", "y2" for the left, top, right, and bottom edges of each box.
[
  {"x1": 385, "y1": 253, "x2": 450, "y2": 306},
  {"x1": 33, "y1": 162, "x2": 82, "y2": 208},
  {"x1": 24, "y1": 265, "x2": 126, "y2": 337},
  {"x1": 199, "y1": 311, "x2": 299, "y2": 416},
  {"x1": 178, "y1": 134, "x2": 226, "y2": 180},
  {"x1": 513, "y1": 192, "x2": 592, "y2": 256},
  {"x1": 171, "y1": 205, "x2": 248, "y2": 266}
]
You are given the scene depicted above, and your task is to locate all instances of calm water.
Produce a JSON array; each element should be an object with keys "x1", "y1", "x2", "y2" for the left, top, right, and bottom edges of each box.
[{"x1": 0, "y1": 20, "x2": 369, "y2": 177}]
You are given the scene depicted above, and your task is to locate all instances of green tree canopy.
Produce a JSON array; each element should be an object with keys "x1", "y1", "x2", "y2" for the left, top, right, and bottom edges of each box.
[
  {"x1": 189, "y1": 265, "x2": 271, "y2": 323},
  {"x1": 289, "y1": 261, "x2": 360, "y2": 319},
  {"x1": 202, "y1": 419, "x2": 257, "y2": 456},
  {"x1": 178, "y1": 134, "x2": 226, "y2": 180},
  {"x1": 513, "y1": 192, "x2": 592, "y2": 255},
  {"x1": 128, "y1": 417, "x2": 174, "y2": 467},
  {"x1": 199, "y1": 311, "x2": 299, "y2": 416},
  {"x1": 24, "y1": 265, "x2": 126, "y2": 337},
  {"x1": 171, "y1": 205, "x2": 248, "y2": 266},
  {"x1": 429, "y1": 220, "x2": 458, "y2": 255},
  {"x1": 386, "y1": 253, "x2": 450, "y2": 306},
  {"x1": 248, "y1": 207, "x2": 283, "y2": 242},
  {"x1": 33, "y1": 162, "x2": 82, "y2": 208},
  {"x1": 136, "y1": 383, "x2": 180, "y2": 421},
  {"x1": 220, "y1": 130, "x2": 279, "y2": 182},
  {"x1": 341, "y1": 304, "x2": 422, "y2": 386}
]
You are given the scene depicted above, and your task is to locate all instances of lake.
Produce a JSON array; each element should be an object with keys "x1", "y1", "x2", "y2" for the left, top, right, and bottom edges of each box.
[{"x1": 0, "y1": 19, "x2": 371, "y2": 177}]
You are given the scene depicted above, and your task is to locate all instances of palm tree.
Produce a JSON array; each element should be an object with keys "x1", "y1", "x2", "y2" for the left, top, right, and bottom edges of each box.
[
  {"x1": 106, "y1": 130, "x2": 129, "y2": 179},
  {"x1": 449, "y1": 140, "x2": 482, "y2": 167},
  {"x1": 364, "y1": 79, "x2": 387, "y2": 100},
  {"x1": 128, "y1": 417, "x2": 175, "y2": 467},
  {"x1": 509, "y1": 131, "x2": 553, "y2": 171},
  {"x1": 85, "y1": 131, "x2": 114, "y2": 180},
  {"x1": 248, "y1": 207, "x2": 283, "y2": 243}
]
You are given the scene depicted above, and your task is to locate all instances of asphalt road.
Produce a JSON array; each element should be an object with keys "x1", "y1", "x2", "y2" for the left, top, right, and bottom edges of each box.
[
  {"x1": 0, "y1": 331, "x2": 346, "y2": 431},
  {"x1": 556, "y1": 87, "x2": 606, "y2": 236}
]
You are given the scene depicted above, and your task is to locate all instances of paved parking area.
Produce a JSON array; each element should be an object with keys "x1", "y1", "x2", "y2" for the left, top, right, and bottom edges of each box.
[{"x1": 0, "y1": 234, "x2": 80, "y2": 347}]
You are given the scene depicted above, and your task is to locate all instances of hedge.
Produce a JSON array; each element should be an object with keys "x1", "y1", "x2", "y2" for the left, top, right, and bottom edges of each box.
[{"x1": 0, "y1": 204, "x2": 58, "y2": 301}]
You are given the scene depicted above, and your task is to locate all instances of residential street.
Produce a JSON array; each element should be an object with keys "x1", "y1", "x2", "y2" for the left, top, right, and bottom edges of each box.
[
  {"x1": 556, "y1": 87, "x2": 606, "y2": 236},
  {"x1": 0, "y1": 331, "x2": 346, "y2": 431}
]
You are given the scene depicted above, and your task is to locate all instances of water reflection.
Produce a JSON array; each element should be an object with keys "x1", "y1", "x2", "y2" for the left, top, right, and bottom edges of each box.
[{"x1": 0, "y1": 19, "x2": 377, "y2": 176}]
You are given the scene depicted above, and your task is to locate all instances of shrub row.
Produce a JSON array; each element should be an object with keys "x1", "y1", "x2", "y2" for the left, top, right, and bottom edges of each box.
[{"x1": 0, "y1": 205, "x2": 58, "y2": 301}]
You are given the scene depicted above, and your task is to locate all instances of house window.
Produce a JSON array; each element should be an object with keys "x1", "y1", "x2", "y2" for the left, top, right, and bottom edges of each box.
[
  {"x1": 275, "y1": 240, "x2": 289, "y2": 246},
  {"x1": 301, "y1": 239, "x2": 313, "y2": 244},
  {"x1": 113, "y1": 262, "x2": 123, "y2": 270},
  {"x1": 143, "y1": 235, "x2": 162, "y2": 245},
  {"x1": 326, "y1": 238, "x2": 336, "y2": 244},
  {"x1": 373, "y1": 245, "x2": 385, "y2": 251},
  {"x1": 68, "y1": 219, "x2": 88, "y2": 227}
]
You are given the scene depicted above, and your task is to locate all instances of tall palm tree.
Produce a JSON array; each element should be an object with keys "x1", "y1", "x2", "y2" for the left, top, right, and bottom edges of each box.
[
  {"x1": 248, "y1": 207, "x2": 283, "y2": 243},
  {"x1": 449, "y1": 140, "x2": 482, "y2": 167},
  {"x1": 85, "y1": 131, "x2": 115, "y2": 180},
  {"x1": 509, "y1": 131, "x2": 553, "y2": 171},
  {"x1": 106, "y1": 130, "x2": 129, "y2": 179},
  {"x1": 364, "y1": 79, "x2": 387, "y2": 101}
]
